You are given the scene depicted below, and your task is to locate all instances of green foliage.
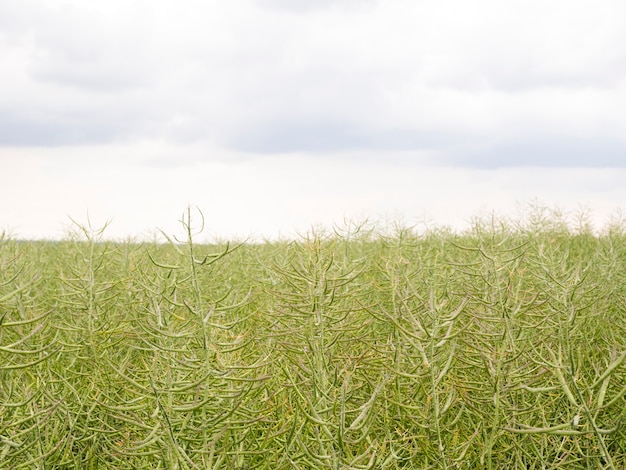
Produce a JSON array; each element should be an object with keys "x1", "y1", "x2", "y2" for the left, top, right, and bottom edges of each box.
[{"x1": 0, "y1": 209, "x2": 624, "y2": 468}]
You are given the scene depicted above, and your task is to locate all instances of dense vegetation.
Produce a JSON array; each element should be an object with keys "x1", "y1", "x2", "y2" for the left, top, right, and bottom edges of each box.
[{"x1": 1, "y1": 208, "x2": 625, "y2": 469}]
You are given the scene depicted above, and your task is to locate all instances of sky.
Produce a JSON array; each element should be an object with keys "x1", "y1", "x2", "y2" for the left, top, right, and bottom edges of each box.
[{"x1": 1, "y1": 0, "x2": 625, "y2": 241}]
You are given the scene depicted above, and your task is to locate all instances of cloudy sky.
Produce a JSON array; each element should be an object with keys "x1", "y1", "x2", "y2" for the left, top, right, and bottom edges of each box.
[{"x1": 1, "y1": 0, "x2": 625, "y2": 240}]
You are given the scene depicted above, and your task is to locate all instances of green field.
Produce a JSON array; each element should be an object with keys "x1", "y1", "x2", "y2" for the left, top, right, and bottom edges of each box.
[{"x1": 1, "y1": 209, "x2": 625, "y2": 469}]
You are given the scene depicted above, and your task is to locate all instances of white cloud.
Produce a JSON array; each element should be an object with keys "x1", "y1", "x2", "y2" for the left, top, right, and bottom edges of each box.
[{"x1": 1, "y1": 0, "x2": 624, "y2": 160}]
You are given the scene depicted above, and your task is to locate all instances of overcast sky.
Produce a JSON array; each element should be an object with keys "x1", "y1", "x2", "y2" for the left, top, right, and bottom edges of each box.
[{"x1": 1, "y1": 0, "x2": 625, "y2": 240}]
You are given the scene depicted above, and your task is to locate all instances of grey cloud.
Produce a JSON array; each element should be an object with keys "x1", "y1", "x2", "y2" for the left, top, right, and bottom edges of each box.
[
  {"x1": 0, "y1": 4, "x2": 28, "y2": 35},
  {"x1": 0, "y1": 111, "x2": 126, "y2": 146},
  {"x1": 256, "y1": 0, "x2": 373, "y2": 13},
  {"x1": 228, "y1": 120, "x2": 626, "y2": 169},
  {"x1": 445, "y1": 136, "x2": 626, "y2": 168},
  {"x1": 0, "y1": 1, "x2": 159, "y2": 94},
  {"x1": 26, "y1": 30, "x2": 156, "y2": 93},
  {"x1": 228, "y1": 120, "x2": 453, "y2": 154},
  {"x1": 484, "y1": 61, "x2": 626, "y2": 92},
  {"x1": 29, "y1": 64, "x2": 154, "y2": 94},
  {"x1": 434, "y1": 62, "x2": 626, "y2": 94}
]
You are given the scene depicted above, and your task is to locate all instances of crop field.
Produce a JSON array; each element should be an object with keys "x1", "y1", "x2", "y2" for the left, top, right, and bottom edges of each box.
[{"x1": 1, "y1": 209, "x2": 625, "y2": 469}]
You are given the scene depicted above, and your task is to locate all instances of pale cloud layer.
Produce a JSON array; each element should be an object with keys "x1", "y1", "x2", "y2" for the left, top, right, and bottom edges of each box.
[
  {"x1": 1, "y1": 0, "x2": 625, "y2": 164},
  {"x1": 1, "y1": 1, "x2": 625, "y2": 239}
]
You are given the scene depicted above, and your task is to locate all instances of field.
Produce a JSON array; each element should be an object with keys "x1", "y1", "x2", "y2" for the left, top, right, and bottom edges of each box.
[{"x1": 1, "y1": 208, "x2": 625, "y2": 469}]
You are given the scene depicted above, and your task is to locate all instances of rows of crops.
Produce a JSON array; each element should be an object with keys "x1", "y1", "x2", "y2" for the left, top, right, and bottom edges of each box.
[{"x1": 1, "y1": 210, "x2": 625, "y2": 468}]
